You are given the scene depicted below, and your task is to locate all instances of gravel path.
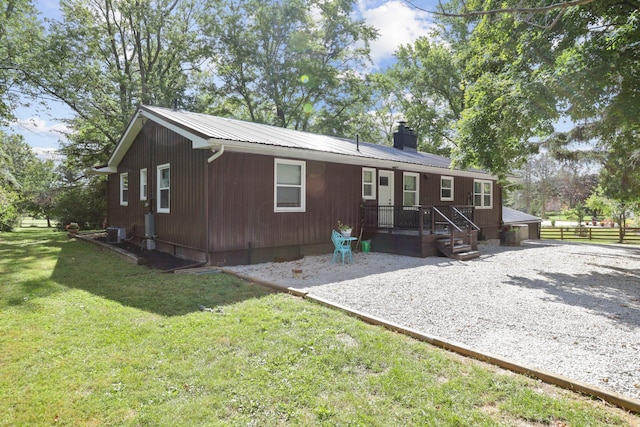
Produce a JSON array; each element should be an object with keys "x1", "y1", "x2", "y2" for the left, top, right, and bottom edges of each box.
[{"x1": 225, "y1": 240, "x2": 640, "y2": 401}]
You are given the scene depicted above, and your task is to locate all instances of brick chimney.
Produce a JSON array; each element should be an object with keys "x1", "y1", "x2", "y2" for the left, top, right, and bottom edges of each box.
[{"x1": 393, "y1": 121, "x2": 417, "y2": 152}]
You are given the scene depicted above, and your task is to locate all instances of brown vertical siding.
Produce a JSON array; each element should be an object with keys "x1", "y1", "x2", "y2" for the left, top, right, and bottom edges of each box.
[
  {"x1": 107, "y1": 122, "x2": 207, "y2": 251},
  {"x1": 207, "y1": 152, "x2": 361, "y2": 254},
  {"x1": 107, "y1": 121, "x2": 503, "y2": 263}
]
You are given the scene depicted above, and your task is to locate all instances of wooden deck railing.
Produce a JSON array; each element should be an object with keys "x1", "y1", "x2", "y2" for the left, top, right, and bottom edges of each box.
[{"x1": 362, "y1": 205, "x2": 476, "y2": 235}]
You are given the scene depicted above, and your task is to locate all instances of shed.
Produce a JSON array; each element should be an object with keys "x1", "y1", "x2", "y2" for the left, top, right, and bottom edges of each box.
[{"x1": 502, "y1": 206, "x2": 542, "y2": 240}]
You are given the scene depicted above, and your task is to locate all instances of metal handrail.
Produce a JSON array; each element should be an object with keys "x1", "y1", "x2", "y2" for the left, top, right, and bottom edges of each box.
[
  {"x1": 451, "y1": 206, "x2": 481, "y2": 231},
  {"x1": 432, "y1": 207, "x2": 463, "y2": 232}
]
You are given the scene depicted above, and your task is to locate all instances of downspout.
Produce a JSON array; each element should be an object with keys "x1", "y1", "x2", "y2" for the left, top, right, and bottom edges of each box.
[
  {"x1": 205, "y1": 145, "x2": 225, "y2": 265},
  {"x1": 208, "y1": 145, "x2": 225, "y2": 163}
]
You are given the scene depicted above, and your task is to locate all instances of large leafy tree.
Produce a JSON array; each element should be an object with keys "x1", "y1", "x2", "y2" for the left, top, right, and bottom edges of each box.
[
  {"x1": 24, "y1": 0, "x2": 210, "y2": 169},
  {"x1": 387, "y1": 37, "x2": 466, "y2": 155},
  {"x1": 0, "y1": 132, "x2": 58, "y2": 230},
  {"x1": 508, "y1": 153, "x2": 559, "y2": 217},
  {"x1": 0, "y1": 132, "x2": 21, "y2": 231},
  {"x1": 20, "y1": 158, "x2": 59, "y2": 226},
  {"x1": 416, "y1": 0, "x2": 639, "y2": 182},
  {"x1": 0, "y1": 0, "x2": 42, "y2": 123},
  {"x1": 598, "y1": 141, "x2": 640, "y2": 240},
  {"x1": 197, "y1": 0, "x2": 377, "y2": 133}
]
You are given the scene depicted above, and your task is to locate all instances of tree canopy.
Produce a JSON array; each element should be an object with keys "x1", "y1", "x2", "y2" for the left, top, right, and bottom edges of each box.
[
  {"x1": 434, "y1": 0, "x2": 640, "y2": 181},
  {"x1": 3, "y1": 0, "x2": 640, "y2": 227}
]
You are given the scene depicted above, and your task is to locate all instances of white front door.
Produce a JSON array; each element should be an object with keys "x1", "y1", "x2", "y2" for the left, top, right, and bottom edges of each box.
[{"x1": 378, "y1": 170, "x2": 394, "y2": 227}]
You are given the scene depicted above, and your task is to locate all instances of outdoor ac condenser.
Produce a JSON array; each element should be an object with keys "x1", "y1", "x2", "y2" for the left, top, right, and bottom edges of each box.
[{"x1": 106, "y1": 227, "x2": 126, "y2": 243}]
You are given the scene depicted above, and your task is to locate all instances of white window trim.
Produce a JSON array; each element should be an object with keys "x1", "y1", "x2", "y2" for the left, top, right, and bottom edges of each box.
[
  {"x1": 362, "y1": 167, "x2": 376, "y2": 200},
  {"x1": 440, "y1": 176, "x2": 454, "y2": 202},
  {"x1": 402, "y1": 172, "x2": 420, "y2": 207},
  {"x1": 473, "y1": 179, "x2": 493, "y2": 209},
  {"x1": 157, "y1": 163, "x2": 170, "y2": 214},
  {"x1": 274, "y1": 158, "x2": 306, "y2": 213},
  {"x1": 119, "y1": 172, "x2": 129, "y2": 206},
  {"x1": 140, "y1": 168, "x2": 147, "y2": 201}
]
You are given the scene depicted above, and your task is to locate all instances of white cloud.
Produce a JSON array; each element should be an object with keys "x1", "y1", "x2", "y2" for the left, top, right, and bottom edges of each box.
[
  {"x1": 359, "y1": 0, "x2": 434, "y2": 67},
  {"x1": 31, "y1": 146, "x2": 63, "y2": 162},
  {"x1": 8, "y1": 114, "x2": 70, "y2": 152},
  {"x1": 15, "y1": 116, "x2": 69, "y2": 137}
]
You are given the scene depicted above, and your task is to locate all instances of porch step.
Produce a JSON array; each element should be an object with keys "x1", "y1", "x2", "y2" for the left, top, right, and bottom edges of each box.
[
  {"x1": 449, "y1": 250, "x2": 480, "y2": 261},
  {"x1": 436, "y1": 238, "x2": 480, "y2": 260}
]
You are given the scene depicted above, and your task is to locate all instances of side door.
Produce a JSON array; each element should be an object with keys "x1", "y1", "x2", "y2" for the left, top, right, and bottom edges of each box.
[{"x1": 378, "y1": 170, "x2": 394, "y2": 227}]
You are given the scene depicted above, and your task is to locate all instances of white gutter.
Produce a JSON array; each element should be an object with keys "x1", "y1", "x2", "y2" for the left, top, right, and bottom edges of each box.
[{"x1": 207, "y1": 144, "x2": 225, "y2": 163}]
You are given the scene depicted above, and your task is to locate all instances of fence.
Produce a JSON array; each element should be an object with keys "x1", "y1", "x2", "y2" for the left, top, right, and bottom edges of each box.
[{"x1": 540, "y1": 226, "x2": 640, "y2": 244}]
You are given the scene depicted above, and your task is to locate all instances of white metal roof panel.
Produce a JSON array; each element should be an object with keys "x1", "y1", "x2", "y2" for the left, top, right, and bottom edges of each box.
[
  {"x1": 502, "y1": 206, "x2": 542, "y2": 224},
  {"x1": 137, "y1": 105, "x2": 487, "y2": 175}
]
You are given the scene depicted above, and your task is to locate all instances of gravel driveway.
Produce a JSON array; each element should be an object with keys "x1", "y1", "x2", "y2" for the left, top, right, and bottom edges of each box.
[{"x1": 225, "y1": 240, "x2": 640, "y2": 401}]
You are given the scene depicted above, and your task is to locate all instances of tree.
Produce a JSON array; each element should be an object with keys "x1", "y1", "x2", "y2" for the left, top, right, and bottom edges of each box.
[
  {"x1": 197, "y1": 0, "x2": 377, "y2": 133},
  {"x1": 0, "y1": 0, "x2": 42, "y2": 124},
  {"x1": 0, "y1": 131, "x2": 43, "y2": 230},
  {"x1": 20, "y1": 158, "x2": 59, "y2": 227},
  {"x1": 0, "y1": 132, "x2": 21, "y2": 231},
  {"x1": 387, "y1": 38, "x2": 465, "y2": 155},
  {"x1": 554, "y1": 163, "x2": 598, "y2": 210},
  {"x1": 405, "y1": 0, "x2": 639, "y2": 182},
  {"x1": 23, "y1": 0, "x2": 209, "y2": 170},
  {"x1": 598, "y1": 142, "x2": 640, "y2": 242},
  {"x1": 51, "y1": 177, "x2": 107, "y2": 230},
  {"x1": 585, "y1": 190, "x2": 612, "y2": 222}
]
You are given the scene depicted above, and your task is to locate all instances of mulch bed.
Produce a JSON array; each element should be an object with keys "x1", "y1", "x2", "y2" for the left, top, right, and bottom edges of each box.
[
  {"x1": 116, "y1": 241, "x2": 201, "y2": 271},
  {"x1": 86, "y1": 234, "x2": 201, "y2": 271}
]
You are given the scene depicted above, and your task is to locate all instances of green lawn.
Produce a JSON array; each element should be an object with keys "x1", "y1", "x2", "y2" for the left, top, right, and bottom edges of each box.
[{"x1": 1, "y1": 228, "x2": 638, "y2": 426}]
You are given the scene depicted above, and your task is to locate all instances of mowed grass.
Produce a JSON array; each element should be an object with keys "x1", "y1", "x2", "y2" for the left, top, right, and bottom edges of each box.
[{"x1": 1, "y1": 229, "x2": 638, "y2": 426}]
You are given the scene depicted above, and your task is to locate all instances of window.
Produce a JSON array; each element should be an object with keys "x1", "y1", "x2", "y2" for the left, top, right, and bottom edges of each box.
[
  {"x1": 274, "y1": 159, "x2": 306, "y2": 212},
  {"x1": 473, "y1": 179, "x2": 493, "y2": 209},
  {"x1": 362, "y1": 168, "x2": 376, "y2": 200},
  {"x1": 119, "y1": 172, "x2": 129, "y2": 206},
  {"x1": 140, "y1": 168, "x2": 147, "y2": 201},
  {"x1": 440, "y1": 176, "x2": 454, "y2": 201},
  {"x1": 157, "y1": 163, "x2": 170, "y2": 213},
  {"x1": 403, "y1": 172, "x2": 419, "y2": 206}
]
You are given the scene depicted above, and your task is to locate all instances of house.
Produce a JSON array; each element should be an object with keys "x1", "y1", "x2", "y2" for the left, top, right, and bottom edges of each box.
[{"x1": 96, "y1": 106, "x2": 504, "y2": 265}]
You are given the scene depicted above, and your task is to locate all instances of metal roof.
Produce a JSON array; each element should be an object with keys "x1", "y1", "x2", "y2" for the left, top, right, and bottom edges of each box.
[
  {"x1": 142, "y1": 106, "x2": 490, "y2": 173},
  {"x1": 502, "y1": 206, "x2": 542, "y2": 224},
  {"x1": 98, "y1": 105, "x2": 493, "y2": 178}
]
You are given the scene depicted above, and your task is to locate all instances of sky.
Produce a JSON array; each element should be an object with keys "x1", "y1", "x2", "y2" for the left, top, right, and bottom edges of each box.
[{"x1": 10, "y1": 0, "x2": 439, "y2": 156}]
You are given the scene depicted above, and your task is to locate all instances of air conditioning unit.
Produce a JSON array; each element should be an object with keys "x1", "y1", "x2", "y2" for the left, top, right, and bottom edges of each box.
[{"x1": 106, "y1": 227, "x2": 126, "y2": 243}]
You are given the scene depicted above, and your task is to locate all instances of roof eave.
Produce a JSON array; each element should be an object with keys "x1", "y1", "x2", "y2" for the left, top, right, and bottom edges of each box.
[
  {"x1": 92, "y1": 166, "x2": 117, "y2": 175},
  {"x1": 201, "y1": 138, "x2": 496, "y2": 180},
  {"x1": 105, "y1": 107, "x2": 211, "y2": 173}
]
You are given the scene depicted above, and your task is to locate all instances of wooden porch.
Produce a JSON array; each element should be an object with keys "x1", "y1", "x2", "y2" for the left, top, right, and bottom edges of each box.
[{"x1": 361, "y1": 205, "x2": 480, "y2": 260}]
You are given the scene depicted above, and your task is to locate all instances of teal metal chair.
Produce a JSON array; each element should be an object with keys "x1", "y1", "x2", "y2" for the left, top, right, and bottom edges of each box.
[{"x1": 331, "y1": 230, "x2": 353, "y2": 264}]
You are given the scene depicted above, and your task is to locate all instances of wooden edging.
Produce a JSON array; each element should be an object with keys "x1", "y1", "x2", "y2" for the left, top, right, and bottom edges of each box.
[
  {"x1": 307, "y1": 294, "x2": 640, "y2": 415},
  {"x1": 74, "y1": 233, "x2": 141, "y2": 265},
  {"x1": 219, "y1": 268, "x2": 640, "y2": 415}
]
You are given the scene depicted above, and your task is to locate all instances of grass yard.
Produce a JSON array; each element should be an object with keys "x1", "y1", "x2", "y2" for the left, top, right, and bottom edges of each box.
[{"x1": 1, "y1": 229, "x2": 638, "y2": 426}]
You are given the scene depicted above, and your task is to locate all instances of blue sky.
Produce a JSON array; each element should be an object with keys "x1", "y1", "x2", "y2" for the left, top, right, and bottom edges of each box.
[{"x1": 11, "y1": 0, "x2": 439, "y2": 156}]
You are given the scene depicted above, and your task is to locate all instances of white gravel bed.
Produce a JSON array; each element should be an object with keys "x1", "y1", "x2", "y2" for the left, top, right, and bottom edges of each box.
[{"x1": 224, "y1": 240, "x2": 640, "y2": 401}]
